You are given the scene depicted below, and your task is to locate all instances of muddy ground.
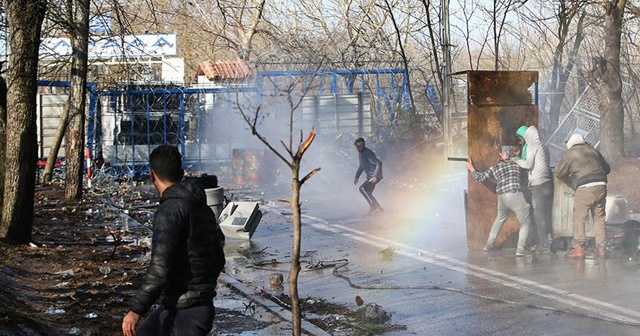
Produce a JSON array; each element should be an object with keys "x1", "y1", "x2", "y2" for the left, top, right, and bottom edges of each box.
[
  {"x1": 0, "y1": 178, "x2": 397, "y2": 336},
  {"x1": 0, "y1": 152, "x2": 639, "y2": 336}
]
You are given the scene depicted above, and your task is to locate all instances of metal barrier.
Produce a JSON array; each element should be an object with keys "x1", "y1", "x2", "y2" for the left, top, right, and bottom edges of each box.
[
  {"x1": 545, "y1": 82, "x2": 635, "y2": 165},
  {"x1": 39, "y1": 68, "x2": 413, "y2": 179}
]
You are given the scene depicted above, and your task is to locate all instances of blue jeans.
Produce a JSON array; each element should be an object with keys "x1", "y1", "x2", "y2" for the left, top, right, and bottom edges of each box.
[
  {"x1": 137, "y1": 304, "x2": 214, "y2": 336},
  {"x1": 486, "y1": 191, "x2": 532, "y2": 251}
]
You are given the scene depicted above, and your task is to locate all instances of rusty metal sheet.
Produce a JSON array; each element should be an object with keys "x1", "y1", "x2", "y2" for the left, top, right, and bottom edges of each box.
[
  {"x1": 466, "y1": 71, "x2": 538, "y2": 250},
  {"x1": 468, "y1": 71, "x2": 538, "y2": 106}
]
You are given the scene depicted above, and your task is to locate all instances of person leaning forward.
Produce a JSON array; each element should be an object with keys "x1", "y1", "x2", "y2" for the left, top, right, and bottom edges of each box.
[
  {"x1": 555, "y1": 133, "x2": 610, "y2": 259},
  {"x1": 122, "y1": 145, "x2": 226, "y2": 336},
  {"x1": 512, "y1": 125, "x2": 555, "y2": 254},
  {"x1": 353, "y1": 137, "x2": 384, "y2": 214},
  {"x1": 466, "y1": 145, "x2": 533, "y2": 257}
]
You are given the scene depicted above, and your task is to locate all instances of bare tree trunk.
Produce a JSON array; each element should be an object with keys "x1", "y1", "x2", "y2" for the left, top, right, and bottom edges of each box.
[
  {"x1": 548, "y1": 7, "x2": 586, "y2": 132},
  {"x1": 1, "y1": 0, "x2": 47, "y2": 243},
  {"x1": 0, "y1": 77, "x2": 7, "y2": 205},
  {"x1": 238, "y1": 94, "x2": 318, "y2": 334},
  {"x1": 64, "y1": 0, "x2": 90, "y2": 200},
  {"x1": 289, "y1": 169, "x2": 302, "y2": 336},
  {"x1": 598, "y1": 0, "x2": 626, "y2": 161},
  {"x1": 383, "y1": 0, "x2": 417, "y2": 139},
  {"x1": 42, "y1": 104, "x2": 69, "y2": 184}
]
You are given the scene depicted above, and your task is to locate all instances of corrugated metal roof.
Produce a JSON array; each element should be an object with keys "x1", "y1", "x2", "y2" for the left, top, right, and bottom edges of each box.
[{"x1": 196, "y1": 59, "x2": 254, "y2": 80}]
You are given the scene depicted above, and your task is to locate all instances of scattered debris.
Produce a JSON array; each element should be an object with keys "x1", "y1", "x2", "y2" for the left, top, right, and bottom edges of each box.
[
  {"x1": 355, "y1": 295, "x2": 364, "y2": 307},
  {"x1": 378, "y1": 247, "x2": 395, "y2": 261},
  {"x1": 269, "y1": 273, "x2": 284, "y2": 289}
]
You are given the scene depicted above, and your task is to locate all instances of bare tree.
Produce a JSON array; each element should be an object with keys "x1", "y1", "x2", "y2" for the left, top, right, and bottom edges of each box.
[
  {"x1": 519, "y1": 1, "x2": 588, "y2": 133},
  {"x1": 177, "y1": 0, "x2": 270, "y2": 62},
  {"x1": 473, "y1": 0, "x2": 528, "y2": 70},
  {"x1": 0, "y1": 75, "x2": 6, "y2": 206},
  {"x1": 380, "y1": 0, "x2": 418, "y2": 134},
  {"x1": 236, "y1": 79, "x2": 320, "y2": 336},
  {"x1": 545, "y1": 4, "x2": 587, "y2": 133},
  {"x1": 590, "y1": 0, "x2": 627, "y2": 161},
  {"x1": 0, "y1": 8, "x2": 6, "y2": 206},
  {"x1": 1, "y1": 0, "x2": 47, "y2": 243},
  {"x1": 38, "y1": 0, "x2": 90, "y2": 198},
  {"x1": 63, "y1": 0, "x2": 90, "y2": 200}
]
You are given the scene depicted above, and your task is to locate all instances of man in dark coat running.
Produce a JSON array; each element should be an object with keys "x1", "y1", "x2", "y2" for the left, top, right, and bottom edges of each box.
[{"x1": 354, "y1": 137, "x2": 384, "y2": 214}]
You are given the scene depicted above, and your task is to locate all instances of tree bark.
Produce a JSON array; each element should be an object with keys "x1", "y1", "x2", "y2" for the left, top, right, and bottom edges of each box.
[
  {"x1": 64, "y1": 0, "x2": 90, "y2": 200},
  {"x1": 289, "y1": 169, "x2": 302, "y2": 336},
  {"x1": 1, "y1": 0, "x2": 47, "y2": 243},
  {"x1": 42, "y1": 104, "x2": 69, "y2": 184},
  {"x1": 598, "y1": 0, "x2": 626, "y2": 161},
  {"x1": 548, "y1": 7, "x2": 586, "y2": 133},
  {"x1": 0, "y1": 77, "x2": 7, "y2": 206}
]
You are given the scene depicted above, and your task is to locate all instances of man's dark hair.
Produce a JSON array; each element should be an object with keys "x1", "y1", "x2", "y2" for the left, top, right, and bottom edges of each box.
[
  {"x1": 354, "y1": 137, "x2": 365, "y2": 145},
  {"x1": 149, "y1": 145, "x2": 183, "y2": 182}
]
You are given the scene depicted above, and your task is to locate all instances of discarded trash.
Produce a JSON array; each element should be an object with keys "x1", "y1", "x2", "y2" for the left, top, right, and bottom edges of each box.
[
  {"x1": 68, "y1": 327, "x2": 81, "y2": 335},
  {"x1": 99, "y1": 261, "x2": 111, "y2": 277},
  {"x1": 217, "y1": 201, "x2": 262, "y2": 240},
  {"x1": 45, "y1": 308, "x2": 66, "y2": 315},
  {"x1": 205, "y1": 186, "x2": 225, "y2": 219},
  {"x1": 84, "y1": 312, "x2": 98, "y2": 319},
  {"x1": 269, "y1": 273, "x2": 284, "y2": 289},
  {"x1": 362, "y1": 303, "x2": 390, "y2": 323},
  {"x1": 58, "y1": 269, "x2": 75, "y2": 279},
  {"x1": 378, "y1": 247, "x2": 395, "y2": 261}
]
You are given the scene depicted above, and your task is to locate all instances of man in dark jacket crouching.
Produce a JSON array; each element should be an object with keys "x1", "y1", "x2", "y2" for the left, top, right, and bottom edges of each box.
[{"x1": 122, "y1": 145, "x2": 226, "y2": 336}]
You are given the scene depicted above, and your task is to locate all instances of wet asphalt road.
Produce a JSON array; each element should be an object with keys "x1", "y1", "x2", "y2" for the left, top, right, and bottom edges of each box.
[{"x1": 219, "y1": 168, "x2": 640, "y2": 336}]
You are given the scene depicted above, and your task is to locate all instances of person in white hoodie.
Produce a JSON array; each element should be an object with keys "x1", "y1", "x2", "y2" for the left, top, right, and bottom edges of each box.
[{"x1": 512, "y1": 125, "x2": 554, "y2": 254}]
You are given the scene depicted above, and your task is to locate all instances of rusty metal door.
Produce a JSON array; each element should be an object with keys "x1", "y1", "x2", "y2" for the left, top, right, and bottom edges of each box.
[{"x1": 466, "y1": 71, "x2": 538, "y2": 250}]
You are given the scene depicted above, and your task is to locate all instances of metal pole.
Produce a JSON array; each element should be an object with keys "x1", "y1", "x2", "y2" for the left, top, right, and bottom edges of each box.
[{"x1": 441, "y1": 0, "x2": 452, "y2": 158}]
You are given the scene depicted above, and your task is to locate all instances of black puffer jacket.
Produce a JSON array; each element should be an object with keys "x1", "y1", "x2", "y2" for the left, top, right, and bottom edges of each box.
[{"x1": 130, "y1": 181, "x2": 226, "y2": 315}]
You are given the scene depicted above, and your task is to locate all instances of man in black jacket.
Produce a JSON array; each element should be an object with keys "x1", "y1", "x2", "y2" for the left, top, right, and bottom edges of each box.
[
  {"x1": 122, "y1": 145, "x2": 226, "y2": 336},
  {"x1": 353, "y1": 137, "x2": 384, "y2": 214}
]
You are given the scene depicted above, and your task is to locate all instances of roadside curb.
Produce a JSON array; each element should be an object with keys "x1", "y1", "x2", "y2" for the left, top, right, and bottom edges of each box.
[{"x1": 219, "y1": 274, "x2": 332, "y2": 336}]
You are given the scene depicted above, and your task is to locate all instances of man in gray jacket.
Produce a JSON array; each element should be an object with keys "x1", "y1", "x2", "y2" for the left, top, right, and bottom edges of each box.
[
  {"x1": 555, "y1": 133, "x2": 610, "y2": 259},
  {"x1": 513, "y1": 125, "x2": 554, "y2": 254}
]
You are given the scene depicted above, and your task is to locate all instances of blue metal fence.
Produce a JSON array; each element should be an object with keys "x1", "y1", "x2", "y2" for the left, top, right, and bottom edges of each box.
[{"x1": 39, "y1": 68, "x2": 410, "y2": 176}]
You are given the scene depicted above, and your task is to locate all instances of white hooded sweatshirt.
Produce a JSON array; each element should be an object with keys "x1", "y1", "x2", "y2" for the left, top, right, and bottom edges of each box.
[{"x1": 513, "y1": 126, "x2": 551, "y2": 186}]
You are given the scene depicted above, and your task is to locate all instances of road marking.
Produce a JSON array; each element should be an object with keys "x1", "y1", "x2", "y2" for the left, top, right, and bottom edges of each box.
[{"x1": 299, "y1": 213, "x2": 640, "y2": 325}]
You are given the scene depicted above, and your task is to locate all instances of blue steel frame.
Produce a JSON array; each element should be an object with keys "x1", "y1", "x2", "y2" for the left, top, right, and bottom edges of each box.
[
  {"x1": 257, "y1": 68, "x2": 410, "y2": 118},
  {"x1": 38, "y1": 68, "x2": 410, "y2": 176},
  {"x1": 98, "y1": 86, "x2": 259, "y2": 174}
]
